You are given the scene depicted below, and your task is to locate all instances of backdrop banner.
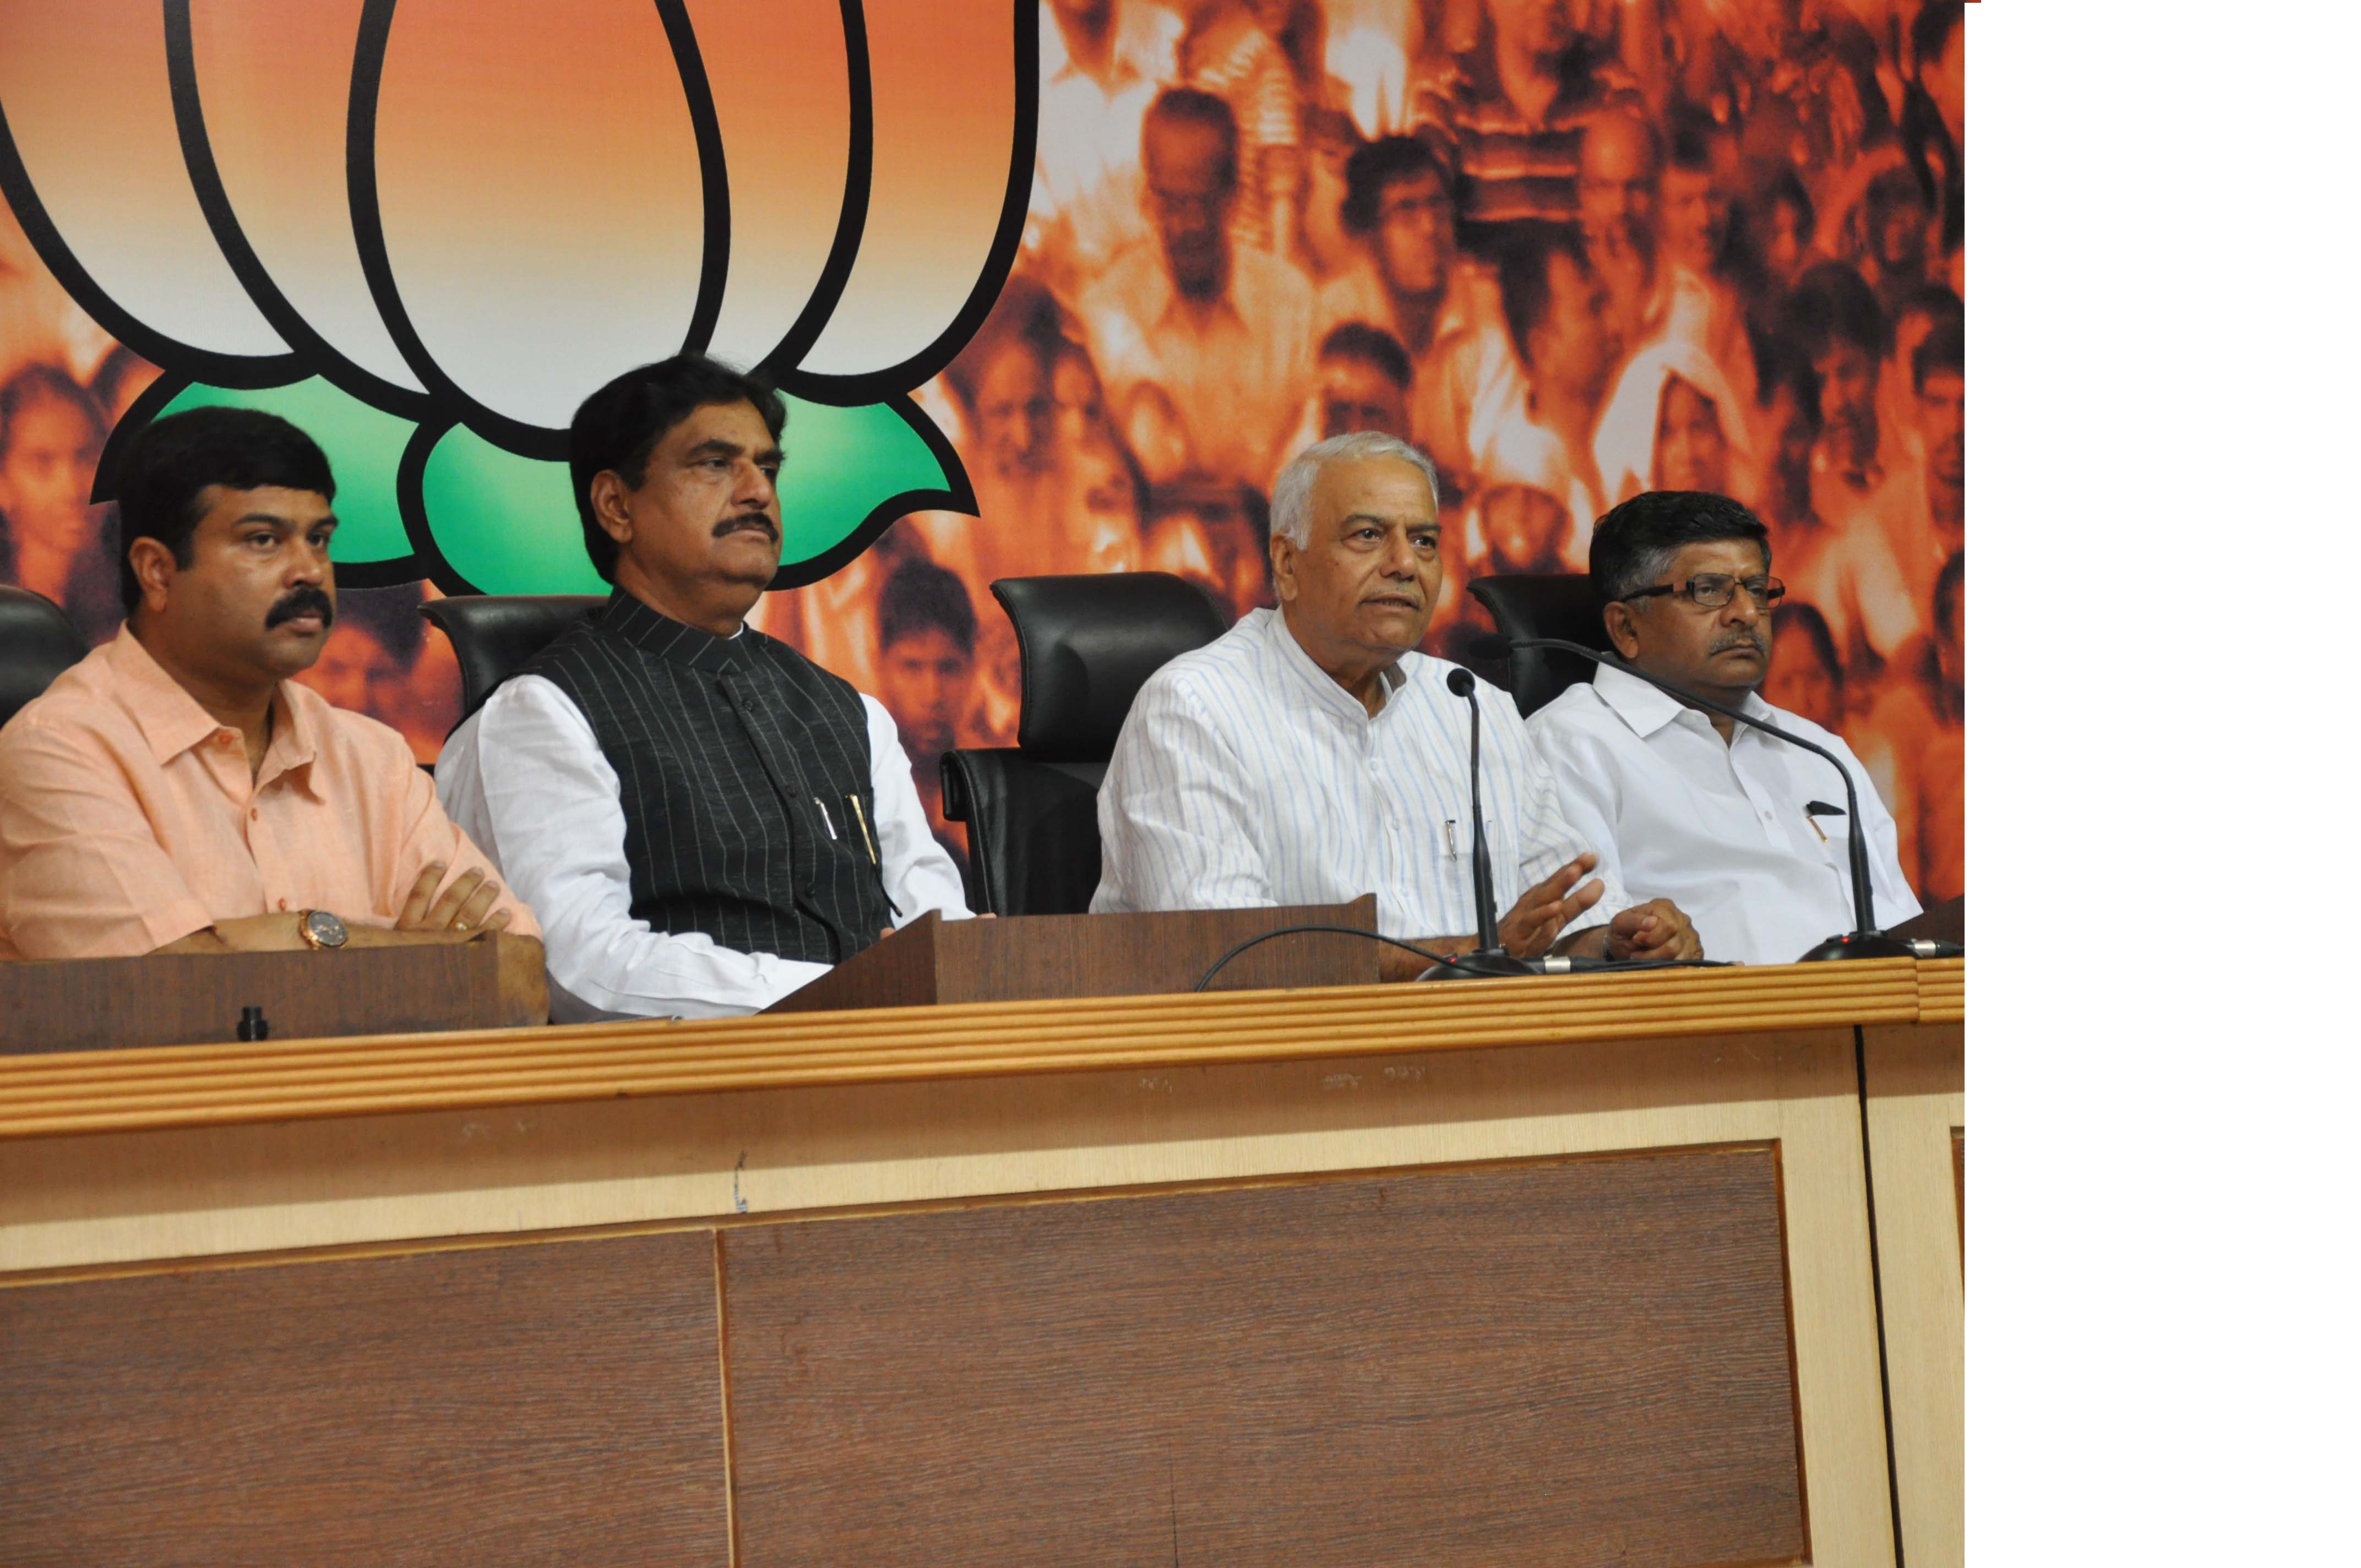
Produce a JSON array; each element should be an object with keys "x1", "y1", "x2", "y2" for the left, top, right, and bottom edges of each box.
[{"x1": 0, "y1": 0, "x2": 1962, "y2": 901}]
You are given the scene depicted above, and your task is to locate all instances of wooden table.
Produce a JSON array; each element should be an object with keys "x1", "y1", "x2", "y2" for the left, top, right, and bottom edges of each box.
[{"x1": 0, "y1": 959, "x2": 1964, "y2": 1568}]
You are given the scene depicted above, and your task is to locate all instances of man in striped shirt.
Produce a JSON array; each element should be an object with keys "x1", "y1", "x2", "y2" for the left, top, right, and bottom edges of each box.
[{"x1": 1092, "y1": 430, "x2": 1700, "y2": 978}]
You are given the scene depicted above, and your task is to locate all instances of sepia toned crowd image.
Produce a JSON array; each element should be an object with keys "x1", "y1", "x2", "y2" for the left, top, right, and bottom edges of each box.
[{"x1": 0, "y1": 0, "x2": 1963, "y2": 903}]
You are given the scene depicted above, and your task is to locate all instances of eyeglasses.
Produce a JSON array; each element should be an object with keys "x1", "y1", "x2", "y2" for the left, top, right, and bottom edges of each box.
[{"x1": 1622, "y1": 574, "x2": 1786, "y2": 610}]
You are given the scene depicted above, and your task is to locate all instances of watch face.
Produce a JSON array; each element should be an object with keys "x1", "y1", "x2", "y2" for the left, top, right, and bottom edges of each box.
[{"x1": 305, "y1": 910, "x2": 349, "y2": 948}]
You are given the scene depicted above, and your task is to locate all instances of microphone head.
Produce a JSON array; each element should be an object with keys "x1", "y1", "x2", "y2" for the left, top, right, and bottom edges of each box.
[
  {"x1": 1464, "y1": 633, "x2": 1514, "y2": 662},
  {"x1": 1445, "y1": 667, "x2": 1477, "y2": 697}
]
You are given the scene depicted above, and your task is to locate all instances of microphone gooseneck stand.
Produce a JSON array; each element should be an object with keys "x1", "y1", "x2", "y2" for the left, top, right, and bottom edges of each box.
[
  {"x1": 1420, "y1": 669, "x2": 1549, "y2": 979},
  {"x1": 1468, "y1": 633, "x2": 1913, "y2": 962}
]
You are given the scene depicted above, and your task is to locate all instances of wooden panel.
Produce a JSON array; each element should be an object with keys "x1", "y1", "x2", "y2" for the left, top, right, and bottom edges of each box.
[
  {"x1": 0, "y1": 1231, "x2": 731, "y2": 1567},
  {"x1": 1860, "y1": 1023, "x2": 1965, "y2": 1568},
  {"x1": 0, "y1": 940, "x2": 506, "y2": 1055},
  {"x1": 725, "y1": 1148, "x2": 1807, "y2": 1568},
  {"x1": 766, "y1": 897, "x2": 1382, "y2": 1013},
  {"x1": 1952, "y1": 1128, "x2": 1965, "y2": 1258},
  {"x1": 0, "y1": 958, "x2": 1925, "y2": 1139}
]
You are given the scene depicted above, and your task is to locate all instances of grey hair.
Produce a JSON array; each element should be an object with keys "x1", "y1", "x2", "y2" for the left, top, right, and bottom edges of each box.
[{"x1": 1268, "y1": 431, "x2": 1441, "y2": 548}]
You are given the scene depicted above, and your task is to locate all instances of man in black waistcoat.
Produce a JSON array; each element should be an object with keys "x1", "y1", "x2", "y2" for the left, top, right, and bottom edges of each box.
[{"x1": 436, "y1": 355, "x2": 972, "y2": 1021}]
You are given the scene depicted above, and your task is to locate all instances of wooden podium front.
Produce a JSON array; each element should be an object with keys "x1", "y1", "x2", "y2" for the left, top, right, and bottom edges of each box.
[{"x1": 0, "y1": 960, "x2": 1964, "y2": 1567}]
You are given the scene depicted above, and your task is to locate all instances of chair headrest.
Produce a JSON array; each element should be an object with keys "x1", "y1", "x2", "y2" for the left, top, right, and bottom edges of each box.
[
  {"x1": 420, "y1": 594, "x2": 607, "y2": 720},
  {"x1": 1466, "y1": 574, "x2": 1608, "y2": 716},
  {"x1": 0, "y1": 585, "x2": 90, "y2": 732},
  {"x1": 991, "y1": 573, "x2": 1228, "y2": 761}
]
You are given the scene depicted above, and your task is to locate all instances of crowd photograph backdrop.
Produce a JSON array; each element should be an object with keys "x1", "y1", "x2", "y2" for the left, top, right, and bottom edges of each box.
[{"x1": 0, "y1": 0, "x2": 1963, "y2": 902}]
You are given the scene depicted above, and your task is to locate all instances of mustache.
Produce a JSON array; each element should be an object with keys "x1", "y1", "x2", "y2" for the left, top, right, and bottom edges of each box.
[
  {"x1": 1713, "y1": 631, "x2": 1766, "y2": 656},
  {"x1": 713, "y1": 511, "x2": 778, "y2": 540},
  {"x1": 264, "y1": 585, "x2": 335, "y2": 630}
]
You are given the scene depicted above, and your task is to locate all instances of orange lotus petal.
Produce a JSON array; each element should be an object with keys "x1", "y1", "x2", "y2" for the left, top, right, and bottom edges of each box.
[
  {"x1": 681, "y1": 0, "x2": 852, "y2": 373},
  {"x1": 0, "y1": 0, "x2": 286, "y2": 363},
  {"x1": 367, "y1": 0, "x2": 710, "y2": 434},
  {"x1": 182, "y1": 0, "x2": 427, "y2": 398},
  {"x1": 797, "y1": 0, "x2": 1022, "y2": 382}
]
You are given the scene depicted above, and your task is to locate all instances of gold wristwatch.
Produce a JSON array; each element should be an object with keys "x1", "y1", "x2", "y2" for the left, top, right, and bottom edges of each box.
[{"x1": 296, "y1": 909, "x2": 349, "y2": 950}]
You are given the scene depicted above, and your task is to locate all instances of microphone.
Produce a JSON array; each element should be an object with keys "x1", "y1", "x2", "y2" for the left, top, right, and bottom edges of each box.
[
  {"x1": 1467, "y1": 632, "x2": 1913, "y2": 962},
  {"x1": 1427, "y1": 668, "x2": 1546, "y2": 979}
]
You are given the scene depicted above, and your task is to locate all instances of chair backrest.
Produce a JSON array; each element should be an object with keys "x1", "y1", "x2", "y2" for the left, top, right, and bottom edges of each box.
[
  {"x1": 0, "y1": 585, "x2": 90, "y2": 732},
  {"x1": 419, "y1": 595, "x2": 607, "y2": 722},
  {"x1": 1466, "y1": 574, "x2": 1609, "y2": 717},
  {"x1": 943, "y1": 572, "x2": 1228, "y2": 914}
]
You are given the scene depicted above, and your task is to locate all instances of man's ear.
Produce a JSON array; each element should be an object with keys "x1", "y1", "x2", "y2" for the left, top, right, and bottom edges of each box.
[
  {"x1": 589, "y1": 470, "x2": 634, "y2": 549},
  {"x1": 1269, "y1": 534, "x2": 1299, "y2": 603},
  {"x1": 127, "y1": 536, "x2": 178, "y2": 614},
  {"x1": 1602, "y1": 598, "x2": 1644, "y2": 662}
]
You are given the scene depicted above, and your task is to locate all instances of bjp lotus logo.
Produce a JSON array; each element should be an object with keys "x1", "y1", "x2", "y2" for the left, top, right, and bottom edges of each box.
[{"x1": 0, "y1": 0, "x2": 1033, "y2": 593}]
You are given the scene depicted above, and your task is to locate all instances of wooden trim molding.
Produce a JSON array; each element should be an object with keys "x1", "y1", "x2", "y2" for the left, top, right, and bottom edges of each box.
[
  {"x1": 0, "y1": 959, "x2": 1947, "y2": 1140},
  {"x1": 1862, "y1": 1022, "x2": 1966, "y2": 1568},
  {"x1": 1916, "y1": 956, "x2": 1965, "y2": 1023}
]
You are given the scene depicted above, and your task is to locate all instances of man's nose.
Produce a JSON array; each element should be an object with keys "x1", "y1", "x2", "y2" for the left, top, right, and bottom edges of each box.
[
  {"x1": 287, "y1": 536, "x2": 329, "y2": 582},
  {"x1": 735, "y1": 458, "x2": 777, "y2": 508},
  {"x1": 1379, "y1": 532, "x2": 1418, "y2": 575}
]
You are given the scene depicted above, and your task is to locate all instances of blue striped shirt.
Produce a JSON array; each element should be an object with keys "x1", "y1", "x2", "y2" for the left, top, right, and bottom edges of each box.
[{"x1": 1091, "y1": 607, "x2": 1626, "y2": 940}]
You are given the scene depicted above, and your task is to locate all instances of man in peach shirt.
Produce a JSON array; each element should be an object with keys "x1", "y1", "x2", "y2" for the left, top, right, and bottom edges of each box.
[{"x1": 0, "y1": 406, "x2": 545, "y2": 1017}]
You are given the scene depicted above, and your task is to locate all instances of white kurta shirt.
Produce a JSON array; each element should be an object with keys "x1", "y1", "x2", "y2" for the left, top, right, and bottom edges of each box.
[
  {"x1": 1092, "y1": 607, "x2": 1627, "y2": 941},
  {"x1": 437, "y1": 671, "x2": 970, "y2": 1023},
  {"x1": 1528, "y1": 665, "x2": 1920, "y2": 966}
]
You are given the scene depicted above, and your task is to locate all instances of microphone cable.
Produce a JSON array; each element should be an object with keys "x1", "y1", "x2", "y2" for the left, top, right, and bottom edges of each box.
[{"x1": 1190, "y1": 924, "x2": 1724, "y2": 993}]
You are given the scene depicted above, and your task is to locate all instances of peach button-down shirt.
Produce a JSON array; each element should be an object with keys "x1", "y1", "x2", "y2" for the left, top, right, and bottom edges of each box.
[{"x1": 0, "y1": 630, "x2": 537, "y2": 960}]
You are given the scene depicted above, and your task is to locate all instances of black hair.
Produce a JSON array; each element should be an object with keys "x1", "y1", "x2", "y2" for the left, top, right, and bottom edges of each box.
[
  {"x1": 1318, "y1": 322, "x2": 1414, "y2": 391},
  {"x1": 877, "y1": 559, "x2": 978, "y2": 657},
  {"x1": 1933, "y1": 549, "x2": 1964, "y2": 643},
  {"x1": 1143, "y1": 87, "x2": 1239, "y2": 190},
  {"x1": 112, "y1": 404, "x2": 334, "y2": 612},
  {"x1": 1666, "y1": 111, "x2": 1717, "y2": 177},
  {"x1": 0, "y1": 363, "x2": 103, "y2": 466},
  {"x1": 1781, "y1": 260, "x2": 1889, "y2": 363},
  {"x1": 1762, "y1": 164, "x2": 1816, "y2": 248},
  {"x1": 1492, "y1": 223, "x2": 1591, "y2": 368},
  {"x1": 332, "y1": 581, "x2": 427, "y2": 667},
  {"x1": 941, "y1": 274, "x2": 1069, "y2": 413},
  {"x1": 568, "y1": 353, "x2": 786, "y2": 585},
  {"x1": 1340, "y1": 135, "x2": 1451, "y2": 235},
  {"x1": 1589, "y1": 489, "x2": 1771, "y2": 605},
  {"x1": 1912, "y1": 315, "x2": 1965, "y2": 393},
  {"x1": 1895, "y1": 281, "x2": 1965, "y2": 333},
  {"x1": 1772, "y1": 602, "x2": 1841, "y2": 684},
  {"x1": 1912, "y1": 1, "x2": 1964, "y2": 70}
]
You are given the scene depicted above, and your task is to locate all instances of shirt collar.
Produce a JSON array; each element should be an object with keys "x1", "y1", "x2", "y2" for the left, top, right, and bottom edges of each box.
[
  {"x1": 1259, "y1": 606, "x2": 1407, "y2": 723},
  {"x1": 1591, "y1": 661, "x2": 1773, "y2": 739},
  {"x1": 106, "y1": 628, "x2": 254, "y2": 765},
  {"x1": 598, "y1": 588, "x2": 756, "y2": 674}
]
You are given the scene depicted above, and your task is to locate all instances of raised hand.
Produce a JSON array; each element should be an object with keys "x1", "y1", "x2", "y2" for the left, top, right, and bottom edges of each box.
[{"x1": 1499, "y1": 854, "x2": 1611, "y2": 959}]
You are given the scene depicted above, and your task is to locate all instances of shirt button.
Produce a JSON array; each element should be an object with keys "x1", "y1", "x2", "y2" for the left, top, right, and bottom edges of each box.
[
  {"x1": 249, "y1": 808, "x2": 260, "y2": 821},
  {"x1": 277, "y1": 898, "x2": 289, "y2": 911},
  {"x1": 216, "y1": 732, "x2": 236, "y2": 748}
]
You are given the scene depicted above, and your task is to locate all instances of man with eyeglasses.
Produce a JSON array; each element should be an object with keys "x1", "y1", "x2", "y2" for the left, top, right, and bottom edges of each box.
[{"x1": 1528, "y1": 490, "x2": 1922, "y2": 966}]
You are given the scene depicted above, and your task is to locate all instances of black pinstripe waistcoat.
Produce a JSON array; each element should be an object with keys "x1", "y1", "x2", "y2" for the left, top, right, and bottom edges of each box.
[{"x1": 524, "y1": 590, "x2": 893, "y2": 968}]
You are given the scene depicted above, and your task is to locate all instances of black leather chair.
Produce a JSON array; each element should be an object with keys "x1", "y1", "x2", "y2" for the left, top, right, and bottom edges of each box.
[
  {"x1": 418, "y1": 594, "x2": 606, "y2": 723},
  {"x1": 1466, "y1": 574, "x2": 1611, "y2": 717},
  {"x1": 942, "y1": 573, "x2": 1228, "y2": 916},
  {"x1": 0, "y1": 585, "x2": 90, "y2": 731}
]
